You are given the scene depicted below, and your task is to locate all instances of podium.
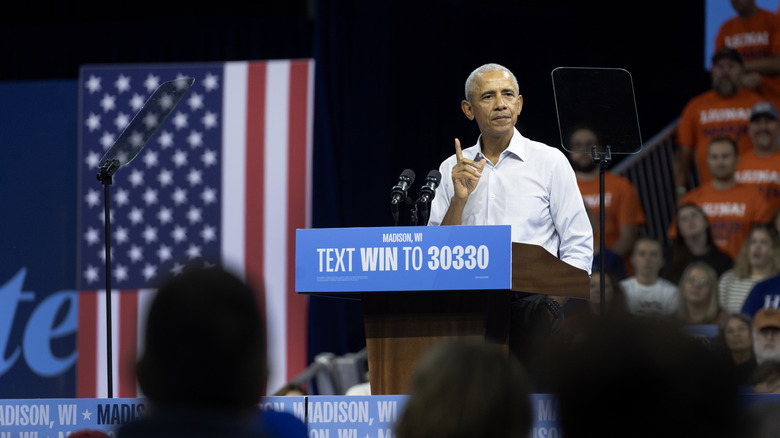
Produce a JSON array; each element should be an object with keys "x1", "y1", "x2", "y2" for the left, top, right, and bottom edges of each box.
[{"x1": 296, "y1": 225, "x2": 589, "y2": 394}]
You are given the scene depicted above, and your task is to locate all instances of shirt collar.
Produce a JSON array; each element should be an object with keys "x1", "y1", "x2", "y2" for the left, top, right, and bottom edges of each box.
[{"x1": 475, "y1": 127, "x2": 526, "y2": 162}]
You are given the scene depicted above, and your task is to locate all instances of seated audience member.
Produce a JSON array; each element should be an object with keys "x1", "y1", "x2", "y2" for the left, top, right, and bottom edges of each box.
[
  {"x1": 744, "y1": 284, "x2": 780, "y2": 322},
  {"x1": 753, "y1": 307, "x2": 780, "y2": 366},
  {"x1": 673, "y1": 48, "x2": 762, "y2": 195},
  {"x1": 620, "y1": 237, "x2": 679, "y2": 316},
  {"x1": 674, "y1": 261, "x2": 725, "y2": 326},
  {"x1": 561, "y1": 206, "x2": 626, "y2": 327},
  {"x1": 720, "y1": 224, "x2": 780, "y2": 314},
  {"x1": 752, "y1": 360, "x2": 780, "y2": 394},
  {"x1": 537, "y1": 315, "x2": 741, "y2": 438},
  {"x1": 743, "y1": 275, "x2": 780, "y2": 318},
  {"x1": 585, "y1": 204, "x2": 627, "y2": 279},
  {"x1": 561, "y1": 269, "x2": 629, "y2": 346},
  {"x1": 394, "y1": 340, "x2": 532, "y2": 438},
  {"x1": 675, "y1": 136, "x2": 774, "y2": 260},
  {"x1": 566, "y1": 123, "x2": 646, "y2": 261},
  {"x1": 737, "y1": 102, "x2": 780, "y2": 208},
  {"x1": 740, "y1": 226, "x2": 780, "y2": 317},
  {"x1": 563, "y1": 270, "x2": 627, "y2": 323},
  {"x1": 715, "y1": 1, "x2": 780, "y2": 109},
  {"x1": 271, "y1": 383, "x2": 306, "y2": 397},
  {"x1": 587, "y1": 269, "x2": 629, "y2": 317},
  {"x1": 713, "y1": 313, "x2": 757, "y2": 386},
  {"x1": 117, "y1": 267, "x2": 272, "y2": 438},
  {"x1": 662, "y1": 203, "x2": 733, "y2": 284}
]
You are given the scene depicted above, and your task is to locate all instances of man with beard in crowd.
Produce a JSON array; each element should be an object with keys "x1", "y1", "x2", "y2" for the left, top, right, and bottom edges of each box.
[
  {"x1": 736, "y1": 101, "x2": 780, "y2": 209},
  {"x1": 565, "y1": 123, "x2": 646, "y2": 264},
  {"x1": 674, "y1": 47, "x2": 763, "y2": 199},
  {"x1": 752, "y1": 307, "x2": 780, "y2": 365}
]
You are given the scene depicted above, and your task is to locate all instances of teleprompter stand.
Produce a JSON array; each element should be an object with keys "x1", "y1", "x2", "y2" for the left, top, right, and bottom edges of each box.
[
  {"x1": 552, "y1": 67, "x2": 642, "y2": 314},
  {"x1": 95, "y1": 77, "x2": 194, "y2": 397}
]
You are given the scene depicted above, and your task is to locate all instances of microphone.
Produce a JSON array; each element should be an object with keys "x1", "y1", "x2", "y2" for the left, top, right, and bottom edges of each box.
[
  {"x1": 390, "y1": 169, "x2": 416, "y2": 205},
  {"x1": 416, "y1": 169, "x2": 441, "y2": 205}
]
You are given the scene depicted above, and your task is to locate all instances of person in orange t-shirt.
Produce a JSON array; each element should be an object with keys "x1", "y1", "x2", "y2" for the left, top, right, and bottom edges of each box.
[
  {"x1": 737, "y1": 100, "x2": 780, "y2": 209},
  {"x1": 566, "y1": 124, "x2": 646, "y2": 259},
  {"x1": 677, "y1": 136, "x2": 773, "y2": 260},
  {"x1": 674, "y1": 48, "x2": 763, "y2": 198},
  {"x1": 716, "y1": 0, "x2": 780, "y2": 110}
]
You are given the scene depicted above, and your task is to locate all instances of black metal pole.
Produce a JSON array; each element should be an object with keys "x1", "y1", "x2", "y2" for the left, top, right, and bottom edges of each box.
[
  {"x1": 102, "y1": 181, "x2": 113, "y2": 399},
  {"x1": 593, "y1": 145, "x2": 611, "y2": 316},
  {"x1": 97, "y1": 160, "x2": 119, "y2": 399}
]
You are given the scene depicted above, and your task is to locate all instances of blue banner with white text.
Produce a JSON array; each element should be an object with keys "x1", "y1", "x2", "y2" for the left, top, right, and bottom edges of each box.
[
  {"x1": 295, "y1": 225, "x2": 512, "y2": 293},
  {"x1": 0, "y1": 394, "x2": 564, "y2": 436}
]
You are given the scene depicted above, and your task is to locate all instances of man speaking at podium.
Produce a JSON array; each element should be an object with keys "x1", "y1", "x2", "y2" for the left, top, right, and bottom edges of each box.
[{"x1": 427, "y1": 63, "x2": 593, "y2": 364}]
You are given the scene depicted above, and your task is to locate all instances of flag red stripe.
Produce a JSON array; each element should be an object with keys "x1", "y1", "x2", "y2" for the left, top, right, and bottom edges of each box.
[
  {"x1": 77, "y1": 291, "x2": 98, "y2": 398},
  {"x1": 286, "y1": 60, "x2": 310, "y2": 378},
  {"x1": 245, "y1": 62, "x2": 267, "y2": 312},
  {"x1": 118, "y1": 290, "x2": 138, "y2": 397}
]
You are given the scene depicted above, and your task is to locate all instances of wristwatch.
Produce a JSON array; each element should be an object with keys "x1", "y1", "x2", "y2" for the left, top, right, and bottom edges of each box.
[{"x1": 544, "y1": 298, "x2": 563, "y2": 316}]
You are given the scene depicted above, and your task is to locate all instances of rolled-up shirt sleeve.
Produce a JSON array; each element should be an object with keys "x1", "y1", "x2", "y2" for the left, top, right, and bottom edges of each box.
[{"x1": 548, "y1": 152, "x2": 593, "y2": 274}]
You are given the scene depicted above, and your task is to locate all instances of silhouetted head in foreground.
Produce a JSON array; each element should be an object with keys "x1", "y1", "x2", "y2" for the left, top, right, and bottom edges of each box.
[
  {"x1": 136, "y1": 266, "x2": 268, "y2": 411},
  {"x1": 394, "y1": 340, "x2": 532, "y2": 438},
  {"x1": 538, "y1": 314, "x2": 742, "y2": 438}
]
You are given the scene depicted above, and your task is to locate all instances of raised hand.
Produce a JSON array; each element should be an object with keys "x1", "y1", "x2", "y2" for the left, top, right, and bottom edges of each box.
[{"x1": 451, "y1": 138, "x2": 485, "y2": 200}]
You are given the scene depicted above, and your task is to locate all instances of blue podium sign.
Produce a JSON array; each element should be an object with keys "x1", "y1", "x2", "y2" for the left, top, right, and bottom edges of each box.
[{"x1": 295, "y1": 225, "x2": 512, "y2": 293}]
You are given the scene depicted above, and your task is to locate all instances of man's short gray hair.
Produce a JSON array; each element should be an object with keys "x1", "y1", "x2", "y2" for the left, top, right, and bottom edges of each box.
[{"x1": 464, "y1": 63, "x2": 519, "y2": 102}]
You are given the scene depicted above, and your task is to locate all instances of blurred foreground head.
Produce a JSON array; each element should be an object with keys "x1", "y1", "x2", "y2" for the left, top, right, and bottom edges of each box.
[
  {"x1": 539, "y1": 315, "x2": 741, "y2": 438},
  {"x1": 136, "y1": 267, "x2": 267, "y2": 410},
  {"x1": 394, "y1": 340, "x2": 531, "y2": 438}
]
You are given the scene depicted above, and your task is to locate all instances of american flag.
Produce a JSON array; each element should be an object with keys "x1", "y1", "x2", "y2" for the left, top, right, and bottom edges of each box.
[{"x1": 77, "y1": 60, "x2": 313, "y2": 397}]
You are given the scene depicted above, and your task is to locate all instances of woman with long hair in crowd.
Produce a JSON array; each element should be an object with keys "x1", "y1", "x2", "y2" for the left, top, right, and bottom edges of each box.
[
  {"x1": 713, "y1": 313, "x2": 757, "y2": 386},
  {"x1": 675, "y1": 261, "x2": 725, "y2": 326},
  {"x1": 663, "y1": 203, "x2": 733, "y2": 284},
  {"x1": 718, "y1": 224, "x2": 780, "y2": 314}
]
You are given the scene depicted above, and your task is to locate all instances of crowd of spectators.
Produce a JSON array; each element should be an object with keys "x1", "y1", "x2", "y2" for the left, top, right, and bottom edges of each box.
[{"x1": 553, "y1": 0, "x2": 780, "y2": 399}]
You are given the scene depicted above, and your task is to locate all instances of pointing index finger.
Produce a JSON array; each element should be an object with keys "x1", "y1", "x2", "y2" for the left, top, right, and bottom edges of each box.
[{"x1": 454, "y1": 138, "x2": 463, "y2": 161}]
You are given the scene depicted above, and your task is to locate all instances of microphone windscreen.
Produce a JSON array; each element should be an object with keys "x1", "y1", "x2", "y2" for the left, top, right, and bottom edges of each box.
[{"x1": 400, "y1": 168, "x2": 416, "y2": 184}]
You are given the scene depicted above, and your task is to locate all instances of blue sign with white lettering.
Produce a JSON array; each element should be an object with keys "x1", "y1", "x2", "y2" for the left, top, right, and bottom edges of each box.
[
  {"x1": 9, "y1": 393, "x2": 780, "y2": 437},
  {"x1": 0, "y1": 398, "x2": 145, "y2": 436},
  {"x1": 295, "y1": 225, "x2": 512, "y2": 293},
  {"x1": 307, "y1": 395, "x2": 406, "y2": 438}
]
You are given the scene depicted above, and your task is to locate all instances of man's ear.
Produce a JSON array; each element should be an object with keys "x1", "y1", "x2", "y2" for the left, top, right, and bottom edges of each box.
[
  {"x1": 461, "y1": 100, "x2": 474, "y2": 120},
  {"x1": 516, "y1": 95, "x2": 524, "y2": 114}
]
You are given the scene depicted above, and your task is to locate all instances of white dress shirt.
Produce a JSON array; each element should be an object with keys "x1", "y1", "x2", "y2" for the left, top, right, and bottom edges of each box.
[{"x1": 428, "y1": 128, "x2": 593, "y2": 274}]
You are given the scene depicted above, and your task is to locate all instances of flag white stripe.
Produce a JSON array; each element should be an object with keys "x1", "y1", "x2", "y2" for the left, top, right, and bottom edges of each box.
[
  {"x1": 264, "y1": 60, "x2": 291, "y2": 394},
  {"x1": 96, "y1": 290, "x2": 121, "y2": 398},
  {"x1": 305, "y1": 60, "x2": 315, "y2": 228},
  {"x1": 135, "y1": 289, "x2": 156, "y2": 397},
  {"x1": 222, "y1": 62, "x2": 248, "y2": 279},
  {"x1": 96, "y1": 292, "x2": 106, "y2": 398}
]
